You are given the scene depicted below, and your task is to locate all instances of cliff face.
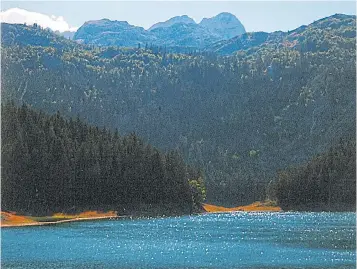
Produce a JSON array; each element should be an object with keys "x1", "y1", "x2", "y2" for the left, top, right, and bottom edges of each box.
[{"x1": 199, "y1": 12, "x2": 246, "y2": 39}]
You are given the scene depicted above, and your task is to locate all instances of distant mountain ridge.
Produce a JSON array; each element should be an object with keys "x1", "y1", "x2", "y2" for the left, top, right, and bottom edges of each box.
[
  {"x1": 74, "y1": 18, "x2": 157, "y2": 46},
  {"x1": 73, "y1": 12, "x2": 246, "y2": 48},
  {"x1": 2, "y1": 13, "x2": 354, "y2": 56},
  {"x1": 206, "y1": 13, "x2": 356, "y2": 55}
]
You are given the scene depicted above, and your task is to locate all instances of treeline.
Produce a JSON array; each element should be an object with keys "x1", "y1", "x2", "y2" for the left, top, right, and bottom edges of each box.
[
  {"x1": 1, "y1": 103, "x2": 206, "y2": 216},
  {"x1": 268, "y1": 138, "x2": 356, "y2": 211}
]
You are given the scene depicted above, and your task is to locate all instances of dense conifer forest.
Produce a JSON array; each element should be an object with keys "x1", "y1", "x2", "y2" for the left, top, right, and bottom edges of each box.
[
  {"x1": 1, "y1": 14, "x2": 356, "y2": 210},
  {"x1": 268, "y1": 137, "x2": 356, "y2": 211},
  {"x1": 1, "y1": 103, "x2": 205, "y2": 216}
]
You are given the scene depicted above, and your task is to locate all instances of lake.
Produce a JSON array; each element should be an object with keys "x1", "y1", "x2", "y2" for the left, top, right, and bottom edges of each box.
[{"x1": 1, "y1": 212, "x2": 356, "y2": 269}]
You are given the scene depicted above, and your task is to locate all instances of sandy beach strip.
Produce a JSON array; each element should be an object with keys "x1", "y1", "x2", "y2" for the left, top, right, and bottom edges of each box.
[{"x1": 1, "y1": 215, "x2": 126, "y2": 228}]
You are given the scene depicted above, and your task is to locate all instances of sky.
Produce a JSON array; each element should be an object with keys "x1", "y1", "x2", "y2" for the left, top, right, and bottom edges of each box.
[{"x1": 0, "y1": 1, "x2": 356, "y2": 32}]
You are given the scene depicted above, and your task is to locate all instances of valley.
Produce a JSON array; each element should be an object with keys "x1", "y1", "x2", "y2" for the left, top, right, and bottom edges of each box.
[
  {"x1": 1, "y1": 13, "x2": 356, "y2": 209},
  {"x1": 0, "y1": 5, "x2": 356, "y2": 268}
]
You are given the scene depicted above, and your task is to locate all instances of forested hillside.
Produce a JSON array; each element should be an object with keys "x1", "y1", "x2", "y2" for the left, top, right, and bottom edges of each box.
[
  {"x1": 1, "y1": 14, "x2": 355, "y2": 206},
  {"x1": 1, "y1": 103, "x2": 205, "y2": 216},
  {"x1": 268, "y1": 137, "x2": 356, "y2": 211}
]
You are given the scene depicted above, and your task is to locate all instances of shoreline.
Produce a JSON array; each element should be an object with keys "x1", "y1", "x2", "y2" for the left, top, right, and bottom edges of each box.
[
  {"x1": 202, "y1": 201, "x2": 282, "y2": 213},
  {"x1": 1, "y1": 201, "x2": 282, "y2": 228},
  {"x1": 1, "y1": 215, "x2": 126, "y2": 228},
  {"x1": 2, "y1": 207, "x2": 354, "y2": 228}
]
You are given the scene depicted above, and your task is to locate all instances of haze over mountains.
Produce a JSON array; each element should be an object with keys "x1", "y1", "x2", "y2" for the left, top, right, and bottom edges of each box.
[{"x1": 73, "y1": 12, "x2": 246, "y2": 48}]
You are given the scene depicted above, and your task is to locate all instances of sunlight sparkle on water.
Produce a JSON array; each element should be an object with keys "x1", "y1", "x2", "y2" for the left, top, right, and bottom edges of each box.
[{"x1": 2, "y1": 212, "x2": 355, "y2": 269}]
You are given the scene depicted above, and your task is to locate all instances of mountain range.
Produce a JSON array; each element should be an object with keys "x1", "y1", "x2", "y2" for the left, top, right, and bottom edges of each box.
[{"x1": 73, "y1": 12, "x2": 246, "y2": 48}]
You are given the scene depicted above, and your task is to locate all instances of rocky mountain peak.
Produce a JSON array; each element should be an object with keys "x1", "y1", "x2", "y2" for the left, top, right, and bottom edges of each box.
[
  {"x1": 148, "y1": 15, "x2": 196, "y2": 31},
  {"x1": 199, "y1": 12, "x2": 246, "y2": 39}
]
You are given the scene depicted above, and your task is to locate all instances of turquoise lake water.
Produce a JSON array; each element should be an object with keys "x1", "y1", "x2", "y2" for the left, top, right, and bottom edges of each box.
[{"x1": 1, "y1": 212, "x2": 356, "y2": 268}]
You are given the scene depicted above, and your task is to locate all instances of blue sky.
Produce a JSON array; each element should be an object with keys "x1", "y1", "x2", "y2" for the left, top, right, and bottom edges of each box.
[{"x1": 1, "y1": 1, "x2": 356, "y2": 32}]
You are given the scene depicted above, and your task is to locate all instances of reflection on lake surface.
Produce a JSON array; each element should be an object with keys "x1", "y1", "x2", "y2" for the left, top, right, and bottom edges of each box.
[{"x1": 2, "y1": 212, "x2": 356, "y2": 268}]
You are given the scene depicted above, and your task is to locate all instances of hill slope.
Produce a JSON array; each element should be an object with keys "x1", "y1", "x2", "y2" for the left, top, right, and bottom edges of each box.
[
  {"x1": 269, "y1": 138, "x2": 356, "y2": 211},
  {"x1": 1, "y1": 14, "x2": 355, "y2": 205},
  {"x1": 206, "y1": 14, "x2": 356, "y2": 55},
  {"x1": 1, "y1": 103, "x2": 205, "y2": 215}
]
